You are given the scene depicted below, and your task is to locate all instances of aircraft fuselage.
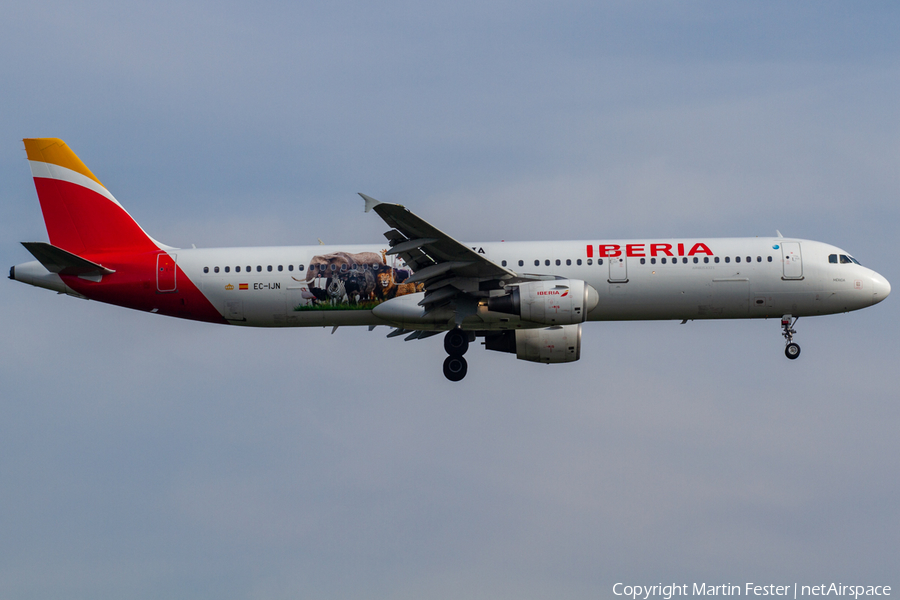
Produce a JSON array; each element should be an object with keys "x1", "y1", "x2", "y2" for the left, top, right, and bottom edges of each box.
[{"x1": 13, "y1": 237, "x2": 889, "y2": 328}]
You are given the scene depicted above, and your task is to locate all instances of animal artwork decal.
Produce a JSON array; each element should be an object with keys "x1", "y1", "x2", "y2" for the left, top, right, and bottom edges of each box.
[
  {"x1": 295, "y1": 250, "x2": 419, "y2": 311},
  {"x1": 374, "y1": 269, "x2": 424, "y2": 301}
]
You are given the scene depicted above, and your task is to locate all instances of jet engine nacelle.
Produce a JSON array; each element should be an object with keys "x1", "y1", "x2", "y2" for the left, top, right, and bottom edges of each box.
[
  {"x1": 487, "y1": 279, "x2": 599, "y2": 325},
  {"x1": 484, "y1": 324, "x2": 582, "y2": 364}
]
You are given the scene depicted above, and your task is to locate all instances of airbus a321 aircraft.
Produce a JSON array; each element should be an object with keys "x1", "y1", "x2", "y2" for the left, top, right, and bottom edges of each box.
[{"x1": 11, "y1": 139, "x2": 891, "y2": 381}]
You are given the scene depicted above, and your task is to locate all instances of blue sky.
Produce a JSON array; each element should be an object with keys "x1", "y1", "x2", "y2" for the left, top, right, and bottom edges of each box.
[{"x1": 2, "y1": 2, "x2": 898, "y2": 598}]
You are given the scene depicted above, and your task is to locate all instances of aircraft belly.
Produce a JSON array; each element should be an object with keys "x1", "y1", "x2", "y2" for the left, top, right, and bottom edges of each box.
[
  {"x1": 200, "y1": 276, "x2": 286, "y2": 326},
  {"x1": 589, "y1": 275, "x2": 705, "y2": 320}
]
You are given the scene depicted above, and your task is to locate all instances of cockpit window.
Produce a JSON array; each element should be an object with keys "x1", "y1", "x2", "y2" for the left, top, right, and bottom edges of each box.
[
  {"x1": 840, "y1": 255, "x2": 852, "y2": 264},
  {"x1": 829, "y1": 254, "x2": 838, "y2": 264},
  {"x1": 850, "y1": 256, "x2": 861, "y2": 265}
]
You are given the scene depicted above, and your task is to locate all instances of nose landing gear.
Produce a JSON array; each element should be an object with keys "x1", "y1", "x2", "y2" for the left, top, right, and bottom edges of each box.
[
  {"x1": 443, "y1": 328, "x2": 470, "y2": 381},
  {"x1": 782, "y1": 314, "x2": 800, "y2": 360}
]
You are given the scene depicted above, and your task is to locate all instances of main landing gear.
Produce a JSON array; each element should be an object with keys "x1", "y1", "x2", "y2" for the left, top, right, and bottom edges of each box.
[
  {"x1": 781, "y1": 314, "x2": 801, "y2": 360},
  {"x1": 443, "y1": 328, "x2": 469, "y2": 381}
]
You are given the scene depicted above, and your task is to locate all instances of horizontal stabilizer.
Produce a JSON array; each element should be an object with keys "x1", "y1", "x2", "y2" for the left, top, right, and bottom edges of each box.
[{"x1": 21, "y1": 242, "x2": 115, "y2": 277}]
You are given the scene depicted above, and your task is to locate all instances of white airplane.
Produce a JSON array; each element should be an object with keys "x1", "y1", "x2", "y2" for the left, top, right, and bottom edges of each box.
[{"x1": 11, "y1": 138, "x2": 891, "y2": 381}]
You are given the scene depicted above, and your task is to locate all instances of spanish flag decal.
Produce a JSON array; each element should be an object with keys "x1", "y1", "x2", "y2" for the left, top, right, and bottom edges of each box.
[{"x1": 239, "y1": 283, "x2": 249, "y2": 290}]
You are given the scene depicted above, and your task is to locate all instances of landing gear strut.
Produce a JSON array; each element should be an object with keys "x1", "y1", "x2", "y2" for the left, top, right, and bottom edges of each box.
[
  {"x1": 443, "y1": 329, "x2": 469, "y2": 381},
  {"x1": 782, "y1": 314, "x2": 800, "y2": 360}
]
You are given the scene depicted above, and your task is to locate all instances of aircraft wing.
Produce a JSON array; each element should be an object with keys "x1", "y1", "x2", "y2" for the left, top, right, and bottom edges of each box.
[{"x1": 360, "y1": 194, "x2": 517, "y2": 313}]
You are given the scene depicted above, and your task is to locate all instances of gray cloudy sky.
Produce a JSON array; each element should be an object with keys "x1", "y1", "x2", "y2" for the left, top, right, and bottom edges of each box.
[{"x1": 2, "y1": 2, "x2": 898, "y2": 599}]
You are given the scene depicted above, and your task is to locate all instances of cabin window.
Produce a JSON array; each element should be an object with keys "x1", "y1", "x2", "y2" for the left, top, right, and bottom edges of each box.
[
  {"x1": 534, "y1": 260, "x2": 540, "y2": 267},
  {"x1": 725, "y1": 257, "x2": 730, "y2": 263},
  {"x1": 299, "y1": 264, "x2": 305, "y2": 271},
  {"x1": 257, "y1": 266, "x2": 262, "y2": 272},
  {"x1": 704, "y1": 257, "x2": 709, "y2": 263},
  {"x1": 598, "y1": 259, "x2": 604, "y2": 265},
  {"x1": 682, "y1": 257, "x2": 688, "y2": 264},
  {"x1": 518, "y1": 260, "x2": 524, "y2": 267},
  {"x1": 746, "y1": 257, "x2": 751, "y2": 263},
  {"x1": 576, "y1": 259, "x2": 582, "y2": 266},
  {"x1": 735, "y1": 256, "x2": 741, "y2": 263},
  {"x1": 715, "y1": 257, "x2": 720, "y2": 263},
  {"x1": 214, "y1": 266, "x2": 220, "y2": 273},
  {"x1": 277, "y1": 265, "x2": 282, "y2": 271},
  {"x1": 545, "y1": 260, "x2": 550, "y2": 266},
  {"x1": 224, "y1": 266, "x2": 230, "y2": 273},
  {"x1": 501, "y1": 260, "x2": 507, "y2": 267},
  {"x1": 640, "y1": 258, "x2": 646, "y2": 264},
  {"x1": 203, "y1": 267, "x2": 209, "y2": 273},
  {"x1": 236, "y1": 266, "x2": 241, "y2": 273},
  {"x1": 768, "y1": 256, "x2": 773, "y2": 262},
  {"x1": 587, "y1": 259, "x2": 593, "y2": 265},
  {"x1": 288, "y1": 265, "x2": 293, "y2": 271},
  {"x1": 661, "y1": 258, "x2": 667, "y2": 264},
  {"x1": 340, "y1": 264, "x2": 346, "y2": 272},
  {"x1": 566, "y1": 259, "x2": 571, "y2": 266},
  {"x1": 555, "y1": 259, "x2": 561, "y2": 266},
  {"x1": 651, "y1": 258, "x2": 656, "y2": 264},
  {"x1": 267, "y1": 265, "x2": 273, "y2": 272},
  {"x1": 693, "y1": 257, "x2": 699, "y2": 264}
]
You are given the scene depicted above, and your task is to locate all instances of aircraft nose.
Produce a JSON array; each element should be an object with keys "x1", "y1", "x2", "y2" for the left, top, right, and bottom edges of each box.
[{"x1": 871, "y1": 272, "x2": 891, "y2": 305}]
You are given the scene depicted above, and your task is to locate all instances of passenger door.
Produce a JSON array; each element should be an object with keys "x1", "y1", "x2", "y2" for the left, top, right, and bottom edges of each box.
[
  {"x1": 156, "y1": 252, "x2": 177, "y2": 292},
  {"x1": 781, "y1": 243, "x2": 803, "y2": 279}
]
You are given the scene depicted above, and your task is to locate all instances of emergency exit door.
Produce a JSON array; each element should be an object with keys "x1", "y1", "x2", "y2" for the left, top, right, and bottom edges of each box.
[{"x1": 608, "y1": 256, "x2": 628, "y2": 283}]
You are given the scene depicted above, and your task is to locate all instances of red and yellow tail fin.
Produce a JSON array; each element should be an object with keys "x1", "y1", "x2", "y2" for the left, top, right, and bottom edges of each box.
[{"x1": 24, "y1": 138, "x2": 159, "y2": 256}]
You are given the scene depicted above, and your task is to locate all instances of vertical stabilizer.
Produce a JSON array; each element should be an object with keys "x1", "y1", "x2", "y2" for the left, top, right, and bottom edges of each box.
[{"x1": 24, "y1": 138, "x2": 159, "y2": 255}]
